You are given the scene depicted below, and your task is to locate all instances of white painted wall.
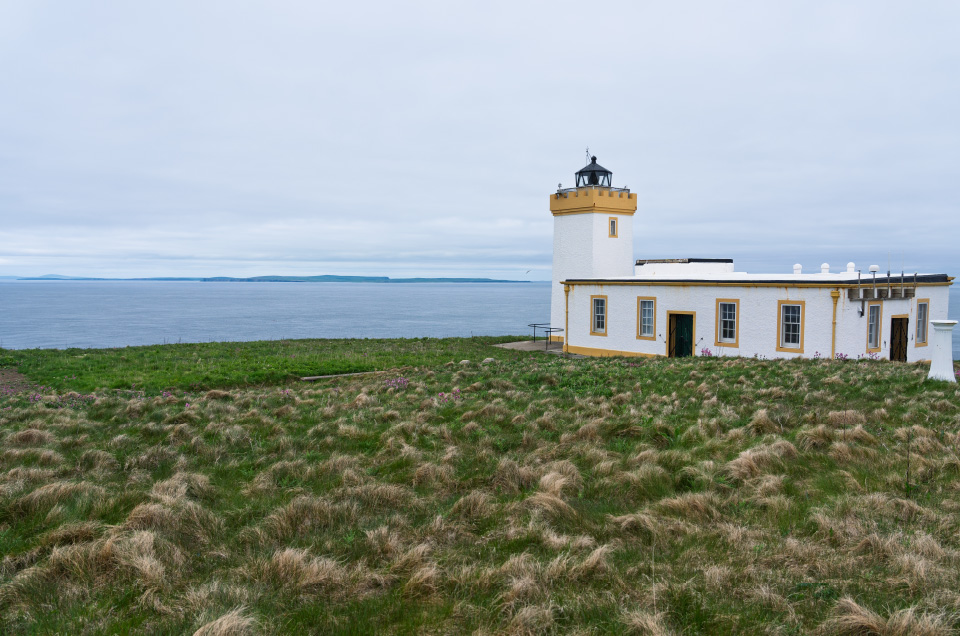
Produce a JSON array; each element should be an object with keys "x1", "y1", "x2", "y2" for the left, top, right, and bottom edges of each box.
[
  {"x1": 564, "y1": 283, "x2": 951, "y2": 360},
  {"x1": 834, "y1": 287, "x2": 950, "y2": 361},
  {"x1": 550, "y1": 212, "x2": 633, "y2": 334}
]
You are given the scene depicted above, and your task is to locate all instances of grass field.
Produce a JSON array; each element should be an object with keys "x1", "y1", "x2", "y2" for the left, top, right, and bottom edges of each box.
[
  {"x1": 0, "y1": 337, "x2": 526, "y2": 393},
  {"x1": 2, "y1": 339, "x2": 960, "y2": 634}
]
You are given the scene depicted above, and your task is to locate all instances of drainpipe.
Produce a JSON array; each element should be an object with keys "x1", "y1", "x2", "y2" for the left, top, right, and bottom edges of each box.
[
  {"x1": 563, "y1": 284, "x2": 571, "y2": 354},
  {"x1": 830, "y1": 289, "x2": 840, "y2": 359}
]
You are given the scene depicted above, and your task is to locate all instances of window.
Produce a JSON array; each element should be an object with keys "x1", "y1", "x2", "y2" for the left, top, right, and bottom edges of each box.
[
  {"x1": 916, "y1": 300, "x2": 929, "y2": 346},
  {"x1": 608, "y1": 217, "x2": 618, "y2": 238},
  {"x1": 715, "y1": 299, "x2": 739, "y2": 347},
  {"x1": 782, "y1": 306, "x2": 801, "y2": 347},
  {"x1": 777, "y1": 300, "x2": 805, "y2": 352},
  {"x1": 867, "y1": 301, "x2": 881, "y2": 352},
  {"x1": 637, "y1": 297, "x2": 656, "y2": 340},
  {"x1": 591, "y1": 295, "x2": 607, "y2": 336}
]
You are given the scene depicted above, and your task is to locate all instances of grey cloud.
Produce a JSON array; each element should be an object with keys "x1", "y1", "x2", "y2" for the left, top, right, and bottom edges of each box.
[{"x1": 1, "y1": 1, "x2": 958, "y2": 278}]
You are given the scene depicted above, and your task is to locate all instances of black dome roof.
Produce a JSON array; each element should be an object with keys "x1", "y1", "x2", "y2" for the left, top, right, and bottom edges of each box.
[{"x1": 575, "y1": 156, "x2": 612, "y2": 187}]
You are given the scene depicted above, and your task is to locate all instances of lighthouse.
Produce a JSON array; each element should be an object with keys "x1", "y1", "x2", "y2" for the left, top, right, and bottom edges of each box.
[{"x1": 549, "y1": 156, "x2": 638, "y2": 344}]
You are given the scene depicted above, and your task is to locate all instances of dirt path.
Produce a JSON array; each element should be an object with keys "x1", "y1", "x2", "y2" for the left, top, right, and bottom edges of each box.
[{"x1": 0, "y1": 368, "x2": 34, "y2": 395}]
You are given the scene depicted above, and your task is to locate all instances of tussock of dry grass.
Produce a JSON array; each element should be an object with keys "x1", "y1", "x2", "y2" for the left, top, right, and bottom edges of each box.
[
  {"x1": 655, "y1": 492, "x2": 721, "y2": 522},
  {"x1": 621, "y1": 610, "x2": 676, "y2": 635},
  {"x1": 517, "y1": 492, "x2": 578, "y2": 521},
  {"x1": 820, "y1": 597, "x2": 953, "y2": 635},
  {"x1": 192, "y1": 607, "x2": 256, "y2": 636},
  {"x1": 7, "y1": 429, "x2": 55, "y2": 446},
  {"x1": 726, "y1": 440, "x2": 796, "y2": 481},
  {"x1": 252, "y1": 495, "x2": 355, "y2": 544}
]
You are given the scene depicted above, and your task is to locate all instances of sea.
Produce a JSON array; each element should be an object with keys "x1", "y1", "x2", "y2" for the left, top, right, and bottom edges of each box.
[
  {"x1": 1, "y1": 281, "x2": 958, "y2": 358},
  {"x1": 0, "y1": 281, "x2": 552, "y2": 350}
]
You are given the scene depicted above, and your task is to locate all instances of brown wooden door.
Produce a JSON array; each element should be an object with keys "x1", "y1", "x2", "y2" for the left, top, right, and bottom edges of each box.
[{"x1": 890, "y1": 317, "x2": 908, "y2": 362}]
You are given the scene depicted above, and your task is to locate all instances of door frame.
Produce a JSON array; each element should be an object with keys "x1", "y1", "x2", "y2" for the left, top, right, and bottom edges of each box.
[
  {"x1": 890, "y1": 314, "x2": 909, "y2": 362},
  {"x1": 666, "y1": 311, "x2": 696, "y2": 358}
]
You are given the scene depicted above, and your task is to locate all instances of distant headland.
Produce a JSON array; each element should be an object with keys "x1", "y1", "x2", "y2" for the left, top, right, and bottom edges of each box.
[{"x1": 2, "y1": 274, "x2": 532, "y2": 283}]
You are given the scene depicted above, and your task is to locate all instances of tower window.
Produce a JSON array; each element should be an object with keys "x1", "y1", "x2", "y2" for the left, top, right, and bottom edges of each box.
[{"x1": 608, "y1": 217, "x2": 618, "y2": 238}]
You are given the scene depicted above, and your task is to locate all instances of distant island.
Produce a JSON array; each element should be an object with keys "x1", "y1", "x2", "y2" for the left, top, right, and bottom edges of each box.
[{"x1": 4, "y1": 274, "x2": 532, "y2": 283}]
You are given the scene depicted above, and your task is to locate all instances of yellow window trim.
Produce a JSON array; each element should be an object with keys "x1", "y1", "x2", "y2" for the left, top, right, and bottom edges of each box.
[
  {"x1": 665, "y1": 311, "x2": 696, "y2": 357},
  {"x1": 714, "y1": 298, "x2": 740, "y2": 348},
  {"x1": 636, "y1": 296, "x2": 656, "y2": 341},
  {"x1": 590, "y1": 294, "x2": 608, "y2": 337},
  {"x1": 915, "y1": 298, "x2": 930, "y2": 347},
  {"x1": 776, "y1": 300, "x2": 805, "y2": 354},
  {"x1": 866, "y1": 301, "x2": 882, "y2": 353},
  {"x1": 608, "y1": 217, "x2": 618, "y2": 238}
]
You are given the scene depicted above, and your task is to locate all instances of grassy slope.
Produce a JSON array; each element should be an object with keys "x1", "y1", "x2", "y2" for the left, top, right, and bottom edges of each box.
[
  {"x1": 0, "y1": 336, "x2": 526, "y2": 393},
  {"x1": 1, "y1": 341, "x2": 960, "y2": 634}
]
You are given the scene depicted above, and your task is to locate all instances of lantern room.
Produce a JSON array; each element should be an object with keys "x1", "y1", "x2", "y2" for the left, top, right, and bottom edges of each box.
[{"x1": 575, "y1": 156, "x2": 613, "y2": 187}]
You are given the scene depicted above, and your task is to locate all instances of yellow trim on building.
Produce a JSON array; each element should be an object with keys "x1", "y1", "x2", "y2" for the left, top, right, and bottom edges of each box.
[
  {"x1": 608, "y1": 217, "x2": 618, "y2": 238},
  {"x1": 636, "y1": 296, "x2": 657, "y2": 341},
  {"x1": 714, "y1": 298, "x2": 740, "y2": 348},
  {"x1": 565, "y1": 344, "x2": 658, "y2": 358},
  {"x1": 590, "y1": 294, "x2": 608, "y2": 336},
  {"x1": 915, "y1": 298, "x2": 930, "y2": 347},
  {"x1": 830, "y1": 290, "x2": 840, "y2": 358},
  {"x1": 866, "y1": 301, "x2": 882, "y2": 353},
  {"x1": 776, "y1": 300, "x2": 805, "y2": 354},
  {"x1": 549, "y1": 187, "x2": 638, "y2": 217},
  {"x1": 889, "y1": 313, "x2": 909, "y2": 362},
  {"x1": 665, "y1": 310, "x2": 696, "y2": 357}
]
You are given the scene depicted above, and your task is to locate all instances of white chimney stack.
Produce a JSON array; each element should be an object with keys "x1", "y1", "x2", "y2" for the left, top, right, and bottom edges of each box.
[
  {"x1": 793, "y1": 263, "x2": 802, "y2": 275},
  {"x1": 847, "y1": 262, "x2": 856, "y2": 273},
  {"x1": 821, "y1": 263, "x2": 830, "y2": 274}
]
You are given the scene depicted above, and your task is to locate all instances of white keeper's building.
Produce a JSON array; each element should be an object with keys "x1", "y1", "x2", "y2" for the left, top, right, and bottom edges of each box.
[{"x1": 551, "y1": 156, "x2": 953, "y2": 361}]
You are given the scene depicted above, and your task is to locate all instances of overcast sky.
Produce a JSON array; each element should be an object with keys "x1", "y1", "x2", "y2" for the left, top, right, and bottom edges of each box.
[{"x1": 1, "y1": 1, "x2": 958, "y2": 280}]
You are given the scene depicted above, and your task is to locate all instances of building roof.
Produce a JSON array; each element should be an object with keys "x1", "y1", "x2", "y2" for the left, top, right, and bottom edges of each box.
[
  {"x1": 563, "y1": 273, "x2": 953, "y2": 285},
  {"x1": 576, "y1": 156, "x2": 611, "y2": 175},
  {"x1": 635, "y1": 258, "x2": 733, "y2": 265}
]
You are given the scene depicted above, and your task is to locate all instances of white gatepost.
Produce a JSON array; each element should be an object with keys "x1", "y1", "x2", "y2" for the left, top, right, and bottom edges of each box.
[{"x1": 926, "y1": 320, "x2": 957, "y2": 383}]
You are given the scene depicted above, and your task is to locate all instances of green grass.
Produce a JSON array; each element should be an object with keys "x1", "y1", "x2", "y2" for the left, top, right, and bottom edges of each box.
[
  {"x1": 0, "y1": 336, "x2": 527, "y2": 393},
  {"x1": 1, "y1": 341, "x2": 960, "y2": 634}
]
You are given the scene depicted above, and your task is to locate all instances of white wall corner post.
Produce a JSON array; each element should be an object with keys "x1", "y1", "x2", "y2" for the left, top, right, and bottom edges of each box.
[{"x1": 926, "y1": 320, "x2": 957, "y2": 383}]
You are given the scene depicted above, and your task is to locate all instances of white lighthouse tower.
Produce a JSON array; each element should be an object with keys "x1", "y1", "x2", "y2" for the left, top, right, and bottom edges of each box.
[{"x1": 549, "y1": 156, "x2": 638, "y2": 343}]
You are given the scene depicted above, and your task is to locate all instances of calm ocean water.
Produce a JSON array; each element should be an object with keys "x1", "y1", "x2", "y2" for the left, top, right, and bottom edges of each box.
[
  {"x1": 0, "y1": 281, "x2": 551, "y2": 350},
  {"x1": 1, "y1": 282, "x2": 958, "y2": 357}
]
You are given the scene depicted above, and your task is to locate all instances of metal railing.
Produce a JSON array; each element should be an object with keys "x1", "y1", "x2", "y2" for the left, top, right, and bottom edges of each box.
[
  {"x1": 555, "y1": 186, "x2": 631, "y2": 196},
  {"x1": 528, "y1": 323, "x2": 564, "y2": 351}
]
